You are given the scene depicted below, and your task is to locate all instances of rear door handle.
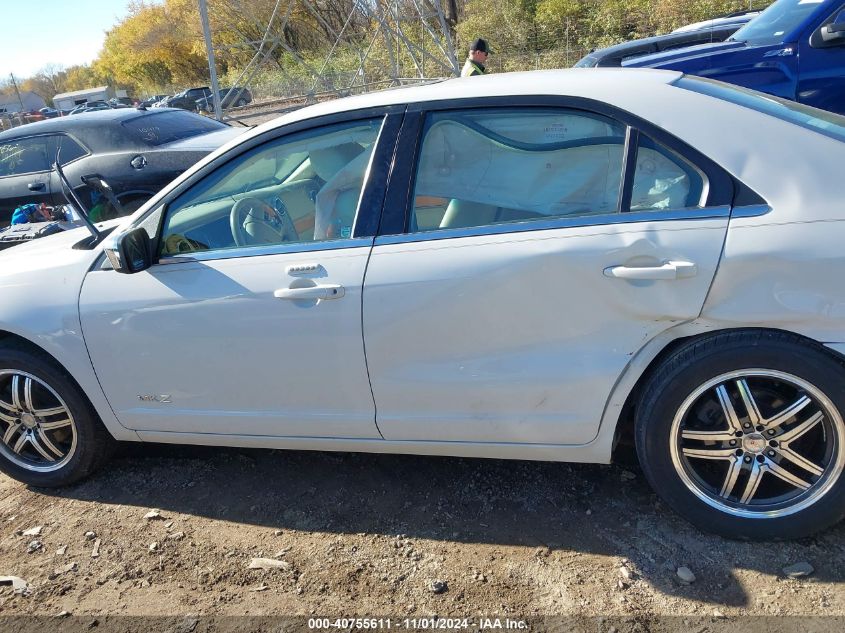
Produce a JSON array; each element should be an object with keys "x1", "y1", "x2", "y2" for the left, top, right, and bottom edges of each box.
[
  {"x1": 603, "y1": 261, "x2": 697, "y2": 280},
  {"x1": 27, "y1": 182, "x2": 45, "y2": 191},
  {"x1": 274, "y1": 284, "x2": 345, "y2": 300}
]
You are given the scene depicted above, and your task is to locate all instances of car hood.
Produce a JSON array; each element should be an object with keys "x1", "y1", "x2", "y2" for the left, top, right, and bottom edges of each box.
[
  {"x1": 0, "y1": 220, "x2": 122, "y2": 282},
  {"x1": 159, "y1": 127, "x2": 245, "y2": 151},
  {"x1": 623, "y1": 39, "x2": 747, "y2": 68}
]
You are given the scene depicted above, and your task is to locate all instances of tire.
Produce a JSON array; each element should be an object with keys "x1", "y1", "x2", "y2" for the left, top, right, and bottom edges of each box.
[
  {"x1": 635, "y1": 330, "x2": 845, "y2": 540},
  {"x1": 0, "y1": 342, "x2": 115, "y2": 487}
]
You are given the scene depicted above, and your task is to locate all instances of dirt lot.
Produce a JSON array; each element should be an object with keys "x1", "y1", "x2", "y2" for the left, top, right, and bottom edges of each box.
[{"x1": 1, "y1": 442, "x2": 844, "y2": 624}]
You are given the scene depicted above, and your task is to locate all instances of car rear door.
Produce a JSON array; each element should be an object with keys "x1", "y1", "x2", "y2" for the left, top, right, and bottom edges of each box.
[
  {"x1": 0, "y1": 135, "x2": 52, "y2": 226},
  {"x1": 362, "y1": 98, "x2": 734, "y2": 445}
]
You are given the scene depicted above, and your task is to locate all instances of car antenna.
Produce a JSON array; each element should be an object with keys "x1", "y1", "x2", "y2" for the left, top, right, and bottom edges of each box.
[{"x1": 53, "y1": 149, "x2": 102, "y2": 244}]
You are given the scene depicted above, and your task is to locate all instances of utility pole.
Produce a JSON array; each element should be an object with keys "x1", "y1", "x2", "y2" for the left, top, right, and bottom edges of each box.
[
  {"x1": 198, "y1": 0, "x2": 223, "y2": 121},
  {"x1": 9, "y1": 74, "x2": 25, "y2": 112}
]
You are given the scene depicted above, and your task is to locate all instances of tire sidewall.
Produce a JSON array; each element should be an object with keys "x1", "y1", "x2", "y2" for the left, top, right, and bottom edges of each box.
[
  {"x1": 0, "y1": 346, "x2": 108, "y2": 487},
  {"x1": 636, "y1": 336, "x2": 845, "y2": 540}
]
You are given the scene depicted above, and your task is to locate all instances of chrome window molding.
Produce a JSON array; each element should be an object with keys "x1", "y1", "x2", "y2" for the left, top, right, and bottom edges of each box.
[
  {"x1": 730, "y1": 204, "x2": 772, "y2": 219},
  {"x1": 375, "y1": 205, "x2": 731, "y2": 246},
  {"x1": 156, "y1": 237, "x2": 374, "y2": 266}
]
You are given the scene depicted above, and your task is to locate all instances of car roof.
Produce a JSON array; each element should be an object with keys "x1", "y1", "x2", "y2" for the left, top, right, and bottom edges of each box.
[
  {"x1": 0, "y1": 107, "x2": 219, "y2": 149},
  {"x1": 252, "y1": 68, "x2": 682, "y2": 134}
]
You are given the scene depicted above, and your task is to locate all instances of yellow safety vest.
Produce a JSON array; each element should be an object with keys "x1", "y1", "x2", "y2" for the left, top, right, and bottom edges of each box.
[{"x1": 461, "y1": 60, "x2": 487, "y2": 77}]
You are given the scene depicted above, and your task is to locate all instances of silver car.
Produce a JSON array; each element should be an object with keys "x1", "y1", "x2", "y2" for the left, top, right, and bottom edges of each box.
[{"x1": 0, "y1": 69, "x2": 843, "y2": 540}]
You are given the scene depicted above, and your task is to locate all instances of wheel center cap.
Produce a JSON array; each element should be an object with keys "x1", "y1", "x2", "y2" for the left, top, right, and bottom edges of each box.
[
  {"x1": 20, "y1": 412, "x2": 38, "y2": 429},
  {"x1": 743, "y1": 433, "x2": 767, "y2": 454}
]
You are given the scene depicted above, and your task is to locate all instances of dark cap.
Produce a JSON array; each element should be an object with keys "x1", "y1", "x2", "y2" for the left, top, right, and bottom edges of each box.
[{"x1": 470, "y1": 38, "x2": 491, "y2": 54}]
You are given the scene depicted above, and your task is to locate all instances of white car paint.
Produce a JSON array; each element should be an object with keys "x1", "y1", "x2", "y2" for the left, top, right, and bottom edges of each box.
[
  {"x1": 363, "y1": 217, "x2": 729, "y2": 445},
  {"x1": 80, "y1": 243, "x2": 379, "y2": 437},
  {"x1": 0, "y1": 68, "x2": 843, "y2": 464}
]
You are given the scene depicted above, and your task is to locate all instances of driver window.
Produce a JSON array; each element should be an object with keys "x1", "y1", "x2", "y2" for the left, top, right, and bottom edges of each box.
[{"x1": 159, "y1": 117, "x2": 382, "y2": 256}]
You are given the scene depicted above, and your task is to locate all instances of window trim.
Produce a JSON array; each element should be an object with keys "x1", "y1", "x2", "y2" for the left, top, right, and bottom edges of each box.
[
  {"x1": 379, "y1": 95, "x2": 734, "y2": 238},
  {"x1": 374, "y1": 205, "x2": 731, "y2": 246},
  {"x1": 132, "y1": 105, "x2": 404, "y2": 266}
]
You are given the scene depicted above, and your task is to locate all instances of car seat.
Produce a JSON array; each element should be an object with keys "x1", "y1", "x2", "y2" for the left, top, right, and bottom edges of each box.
[{"x1": 311, "y1": 143, "x2": 367, "y2": 240}]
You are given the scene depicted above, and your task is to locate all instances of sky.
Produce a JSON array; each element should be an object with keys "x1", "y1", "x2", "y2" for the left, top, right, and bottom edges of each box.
[{"x1": 0, "y1": 0, "x2": 137, "y2": 81}]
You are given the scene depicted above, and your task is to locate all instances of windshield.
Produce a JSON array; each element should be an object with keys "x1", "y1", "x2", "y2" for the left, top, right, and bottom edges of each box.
[
  {"x1": 730, "y1": 0, "x2": 826, "y2": 45},
  {"x1": 121, "y1": 110, "x2": 228, "y2": 146}
]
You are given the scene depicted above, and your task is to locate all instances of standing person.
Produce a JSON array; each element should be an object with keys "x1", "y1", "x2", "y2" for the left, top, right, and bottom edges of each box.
[{"x1": 461, "y1": 38, "x2": 491, "y2": 77}]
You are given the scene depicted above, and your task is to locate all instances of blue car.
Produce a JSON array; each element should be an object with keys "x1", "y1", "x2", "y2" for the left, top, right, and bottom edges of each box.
[{"x1": 621, "y1": 0, "x2": 845, "y2": 115}]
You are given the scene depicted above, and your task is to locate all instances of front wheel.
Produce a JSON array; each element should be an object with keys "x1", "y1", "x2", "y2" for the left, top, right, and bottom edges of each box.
[
  {"x1": 636, "y1": 331, "x2": 845, "y2": 539},
  {"x1": 0, "y1": 343, "x2": 115, "y2": 487}
]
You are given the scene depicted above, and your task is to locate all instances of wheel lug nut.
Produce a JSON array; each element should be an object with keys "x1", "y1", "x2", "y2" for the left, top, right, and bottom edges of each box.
[
  {"x1": 767, "y1": 429, "x2": 776, "y2": 435},
  {"x1": 744, "y1": 456, "x2": 752, "y2": 463},
  {"x1": 743, "y1": 423, "x2": 751, "y2": 429},
  {"x1": 729, "y1": 440, "x2": 737, "y2": 446},
  {"x1": 767, "y1": 450, "x2": 776, "y2": 457}
]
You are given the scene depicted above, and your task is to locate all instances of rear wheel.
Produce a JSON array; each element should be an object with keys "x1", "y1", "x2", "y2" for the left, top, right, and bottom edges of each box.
[
  {"x1": 0, "y1": 343, "x2": 115, "y2": 487},
  {"x1": 636, "y1": 331, "x2": 845, "y2": 539}
]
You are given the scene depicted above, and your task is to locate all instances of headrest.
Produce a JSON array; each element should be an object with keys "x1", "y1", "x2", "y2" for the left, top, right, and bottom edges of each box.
[{"x1": 309, "y1": 143, "x2": 364, "y2": 182}]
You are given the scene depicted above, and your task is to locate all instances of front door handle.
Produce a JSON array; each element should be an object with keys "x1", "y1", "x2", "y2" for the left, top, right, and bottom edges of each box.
[
  {"x1": 274, "y1": 284, "x2": 345, "y2": 300},
  {"x1": 603, "y1": 260, "x2": 697, "y2": 280},
  {"x1": 27, "y1": 182, "x2": 45, "y2": 191}
]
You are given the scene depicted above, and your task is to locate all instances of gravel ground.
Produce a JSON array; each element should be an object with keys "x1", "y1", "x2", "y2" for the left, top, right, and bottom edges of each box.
[{"x1": 0, "y1": 443, "x2": 843, "y2": 621}]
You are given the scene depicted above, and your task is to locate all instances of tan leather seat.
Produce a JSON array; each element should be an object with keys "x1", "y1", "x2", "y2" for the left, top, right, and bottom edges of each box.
[
  {"x1": 439, "y1": 199, "x2": 498, "y2": 229},
  {"x1": 312, "y1": 146, "x2": 369, "y2": 240}
]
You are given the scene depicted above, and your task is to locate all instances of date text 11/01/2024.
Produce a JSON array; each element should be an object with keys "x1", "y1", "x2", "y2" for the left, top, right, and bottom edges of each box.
[{"x1": 307, "y1": 618, "x2": 529, "y2": 630}]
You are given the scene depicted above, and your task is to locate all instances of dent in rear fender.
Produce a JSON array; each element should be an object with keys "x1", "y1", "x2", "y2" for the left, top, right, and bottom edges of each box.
[{"x1": 701, "y1": 218, "x2": 845, "y2": 342}]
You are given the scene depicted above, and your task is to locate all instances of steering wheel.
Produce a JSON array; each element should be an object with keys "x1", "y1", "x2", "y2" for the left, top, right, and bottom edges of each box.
[{"x1": 230, "y1": 196, "x2": 298, "y2": 247}]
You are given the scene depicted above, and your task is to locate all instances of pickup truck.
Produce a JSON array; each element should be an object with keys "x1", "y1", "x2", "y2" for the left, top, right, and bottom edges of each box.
[{"x1": 607, "y1": 0, "x2": 845, "y2": 115}]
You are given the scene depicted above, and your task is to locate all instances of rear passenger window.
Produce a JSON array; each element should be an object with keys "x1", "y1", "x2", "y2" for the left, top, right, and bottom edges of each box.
[
  {"x1": 410, "y1": 109, "x2": 626, "y2": 232},
  {"x1": 55, "y1": 135, "x2": 87, "y2": 164},
  {"x1": 631, "y1": 135, "x2": 705, "y2": 211}
]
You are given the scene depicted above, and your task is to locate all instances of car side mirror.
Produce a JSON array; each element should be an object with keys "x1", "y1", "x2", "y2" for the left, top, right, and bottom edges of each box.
[
  {"x1": 821, "y1": 10, "x2": 845, "y2": 42},
  {"x1": 104, "y1": 227, "x2": 153, "y2": 274}
]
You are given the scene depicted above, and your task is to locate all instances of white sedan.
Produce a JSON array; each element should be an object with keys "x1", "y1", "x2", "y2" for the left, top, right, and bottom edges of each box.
[{"x1": 1, "y1": 69, "x2": 844, "y2": 540}]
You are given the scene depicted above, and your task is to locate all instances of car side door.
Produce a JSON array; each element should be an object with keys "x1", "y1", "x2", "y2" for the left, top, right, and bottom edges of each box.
[
  {"x1": 79, "y1": 108, "x2": 402, "y2": 438},
  {"x1": 363, "y1": 98, "x2": 735, "y2": 445},
  {"x1": 0, "y1": 135, "x2": 52, "y2": 226}
]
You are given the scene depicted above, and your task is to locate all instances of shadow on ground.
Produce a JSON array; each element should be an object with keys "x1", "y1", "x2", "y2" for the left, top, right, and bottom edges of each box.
[{"x1": 41, "y1": 442, "x2": 845, "y2": 607}]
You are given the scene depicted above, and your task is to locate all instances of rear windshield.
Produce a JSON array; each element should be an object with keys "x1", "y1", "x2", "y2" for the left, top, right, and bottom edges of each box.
[
  {"x1": 675, "y1": 75, "x2": 845, "y2": 143},
  {"x1": 121, "y1": 110, "x2": 227, "y2": 147},
  {"x1": 729, "y1": 0, "x2": 826, "y2": 46}
]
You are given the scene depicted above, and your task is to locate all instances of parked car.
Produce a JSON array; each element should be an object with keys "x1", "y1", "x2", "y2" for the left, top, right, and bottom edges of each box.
[
  {"x1": 195, "y1": 87, "x2": 253, "y2": 113},
  {"x1": 1, "y1": 69, "x2": 845, "y2": 540},
  {"x1": 616, "y1": 0, "x2": 845, "y2": 115},
  {"x1": 0, "y1": 107, "x2": 243, "y2": 226},
  {"x1": 165, "y1": 86, "x2": 212, "y2": 110},
  {"x1": 575, "y1": 10, "x2": 759, "y2": 68},
  {"x1": 68, "y1": 101, "x2": 111, "y2": 115},
  {"x1": 139, "y1": 94, "x2": 169, "y2": 108},
  {"x1": 38, "y1": 107, "x2": 60, "y2": 119}
]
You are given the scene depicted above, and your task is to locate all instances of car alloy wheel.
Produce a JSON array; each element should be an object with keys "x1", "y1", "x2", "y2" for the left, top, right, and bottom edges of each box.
[
  {"x1": 670, "y1": 369, "x2": 845, "y2": 519},
  {"x1": 0, "y1": 370, "x2": 77, "y2": 472}
]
